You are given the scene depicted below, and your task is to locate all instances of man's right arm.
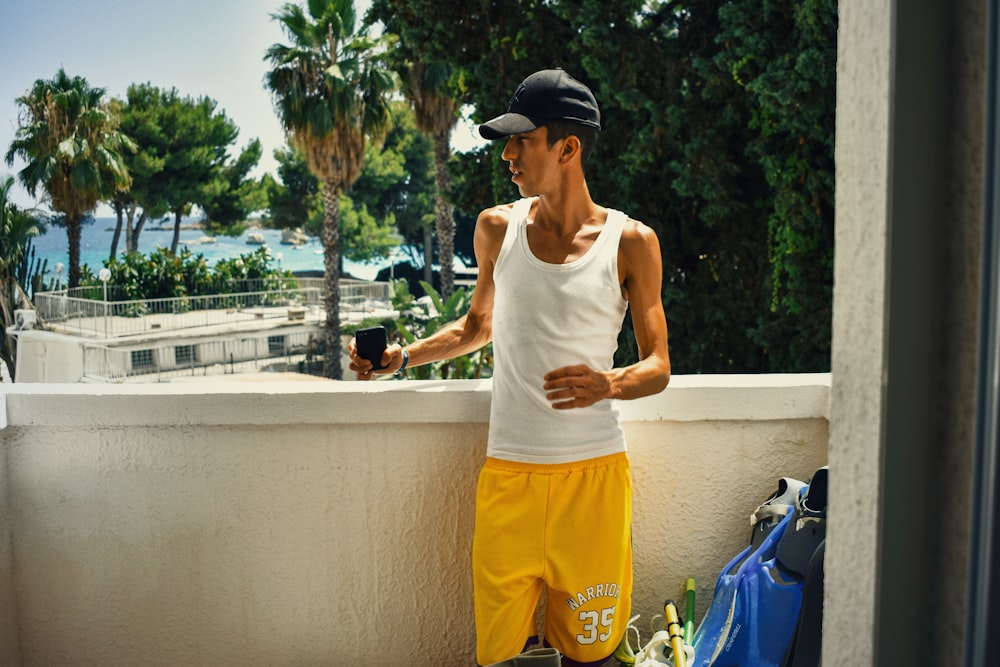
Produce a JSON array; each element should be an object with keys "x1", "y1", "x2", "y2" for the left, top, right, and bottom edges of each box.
[{"x1": 349, "y1": 204, "x2": 510, "y2": 378}]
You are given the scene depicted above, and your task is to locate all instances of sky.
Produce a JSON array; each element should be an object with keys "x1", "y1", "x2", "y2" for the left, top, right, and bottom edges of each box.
[{"x1": 0, "y1": 0, "x2": 487, "y2": 215}]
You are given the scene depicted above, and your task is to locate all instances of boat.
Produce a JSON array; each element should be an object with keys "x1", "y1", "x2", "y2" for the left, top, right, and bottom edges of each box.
[{"x1": 181, "y1": 236, "x2": 217, "y2": 246}]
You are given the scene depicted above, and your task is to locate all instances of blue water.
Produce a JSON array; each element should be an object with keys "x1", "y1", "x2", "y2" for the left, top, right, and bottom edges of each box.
[{"x1": 27, "y1": 217, "x2": 393, "y2": 281}]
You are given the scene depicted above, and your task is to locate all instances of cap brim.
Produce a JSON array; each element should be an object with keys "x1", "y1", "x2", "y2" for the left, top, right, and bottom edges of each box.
[{"x1": 478, "y1": 113, "x2": 543, "y2": 140}]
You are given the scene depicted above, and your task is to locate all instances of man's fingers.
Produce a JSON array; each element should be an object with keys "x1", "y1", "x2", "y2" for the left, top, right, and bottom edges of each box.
[{"x1": 543, "y1": 364, "x2": 588, "y2": 383}]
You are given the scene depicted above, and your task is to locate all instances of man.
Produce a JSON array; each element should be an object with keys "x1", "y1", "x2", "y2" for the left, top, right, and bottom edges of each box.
[{"x1": 349, "y1": 68, "x2": 670, "y2": 667}]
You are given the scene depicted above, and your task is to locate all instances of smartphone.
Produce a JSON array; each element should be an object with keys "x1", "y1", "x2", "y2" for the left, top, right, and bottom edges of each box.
[{"x1": 355, "y1": 326, "x2": 389, "y2": 371}]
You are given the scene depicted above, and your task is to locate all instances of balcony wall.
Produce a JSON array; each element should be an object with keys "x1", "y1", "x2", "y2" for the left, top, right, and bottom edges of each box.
[{"x1": 0, "y1": 374, "x2": 829, "y2": 666}]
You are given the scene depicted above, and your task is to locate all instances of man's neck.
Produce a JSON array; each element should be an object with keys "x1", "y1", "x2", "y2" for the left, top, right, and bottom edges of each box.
[{"x1": 531, "y1": 181, "x2": 600, "y2": 238}]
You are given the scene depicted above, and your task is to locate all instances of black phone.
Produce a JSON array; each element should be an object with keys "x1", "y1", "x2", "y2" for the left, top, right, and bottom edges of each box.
[{"x1": 355, "y1": 326, "x2": 389, "y2": 370}]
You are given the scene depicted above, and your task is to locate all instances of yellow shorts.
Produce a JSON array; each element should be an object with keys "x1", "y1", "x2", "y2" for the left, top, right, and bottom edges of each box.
[{"x1": 472, "y1": 452, "x2": 633, "y2": 665}]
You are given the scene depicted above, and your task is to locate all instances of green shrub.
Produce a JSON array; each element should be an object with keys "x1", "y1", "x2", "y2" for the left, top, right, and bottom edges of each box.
[{"x1": 78, "y1": 247, "x2": 294, "y2": 306}]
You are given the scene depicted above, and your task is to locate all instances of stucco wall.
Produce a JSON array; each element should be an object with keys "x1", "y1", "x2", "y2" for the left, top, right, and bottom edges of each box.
[
  {"x1": 831, "y1": 1, "x2": 985, "y2": 664},
  {"x1": 828, "y1": 1, "x2": 892, "y2": 663},
  {"x1": 0, "y1": 375, "x2": 828, "y2": 666}
]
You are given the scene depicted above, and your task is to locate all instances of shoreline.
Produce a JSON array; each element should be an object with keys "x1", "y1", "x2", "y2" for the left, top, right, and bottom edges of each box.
[{"x1": 105, "y1": 223, "x2": 208, "y2": 232}]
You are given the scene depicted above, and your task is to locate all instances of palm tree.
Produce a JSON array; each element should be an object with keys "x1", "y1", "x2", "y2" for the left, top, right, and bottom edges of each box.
[
  {"x1": 401, "y1": 61, "x2": 459, "y2": 297},
  {"x1": 264, "y1": 0, "x2": 394, "y2": 379},
  {"x1": 4, "y1": 68, "x2": 133, "y2": 288},
  {"x1": 0, "y1": 175, "x2": 45, "y2": 380}
]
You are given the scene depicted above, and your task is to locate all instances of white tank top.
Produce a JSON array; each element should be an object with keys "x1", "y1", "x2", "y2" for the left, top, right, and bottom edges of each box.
[{"x1": 488, "y1": 197, "x2": 630, "y2": 464}]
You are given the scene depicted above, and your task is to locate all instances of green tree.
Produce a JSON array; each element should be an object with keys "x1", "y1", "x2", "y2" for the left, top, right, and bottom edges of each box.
[
  {"x1": 369, "y1": 1, "x2": 499, "y2": 290},
  {"x1": 714, "y1": 0, "x2": 836, "y2": 370},
  {"x1": 267, "y1": 144, "x2": 322, "y2": 231},
  {"x1": 581, "y1": 0, "x2": 836, "y2": 372},
  {"x1": 5, "y1": 68, "x2": 133, "y2": 287},
  {"x1": 265, "y1": 0, "x2": 394, "y2": 379},
  {"x1": 110, "y1": 84, "x2": 171, "y2": 257},
  {"x1": 266, "y1": 140, "x2": 402, "y2": 267},
  {"x1": 605, "y1": 1, "x2": 776, "y2": 372},
  {"x1": 0, "y1": 175, "x2": 45, "y2": 380},
  {"x1": 447, "y1": 146, "x2": 492, "y2": 268},
  {"x1": 348, "y1": 101, "x2": 436, "y2": 278},
  {"x1": 112, "y1": 84, "x2": 261, "y2": 254},
  {"x1": 399, "y1": 62, "x2": 460, "y2": 296},
  {"x1": 157, "y1": 93, "x2": 253, "y2": 253},
  {"x1": 338, "y1": 194, "x2": 397, "y2": 264},
  {"x1": 199, "y1": 137, "x2": 266, "y2": 228}
]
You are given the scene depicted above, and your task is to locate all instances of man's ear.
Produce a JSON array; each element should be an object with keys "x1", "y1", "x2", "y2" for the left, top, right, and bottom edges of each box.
[{"x1": 559, "y1": 135, "x2": 581, "y2": 163}]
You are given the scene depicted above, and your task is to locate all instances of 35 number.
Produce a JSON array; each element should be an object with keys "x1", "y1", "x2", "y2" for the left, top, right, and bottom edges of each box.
[{"x1": 576, "y1": 606, "x2": 616, "y2": 645}]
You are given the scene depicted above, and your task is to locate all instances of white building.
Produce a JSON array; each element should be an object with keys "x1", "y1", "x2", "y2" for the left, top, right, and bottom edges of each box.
[{"x1": 8, "y1": 278, "x2": 394, "y2": 383}]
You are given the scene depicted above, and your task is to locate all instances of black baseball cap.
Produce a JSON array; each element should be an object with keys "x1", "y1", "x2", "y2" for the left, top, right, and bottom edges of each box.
[{"x1": 478, "y1": 69, "x2": 601, "y2": 140}]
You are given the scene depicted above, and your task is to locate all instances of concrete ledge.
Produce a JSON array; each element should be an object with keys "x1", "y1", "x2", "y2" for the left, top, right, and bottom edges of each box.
[
  {"x1": 620, "y1": 372, "x2": 832, "y2": 422},
  {"x1": 2, "y1": 373, "x2": 830, "y2": 427}
]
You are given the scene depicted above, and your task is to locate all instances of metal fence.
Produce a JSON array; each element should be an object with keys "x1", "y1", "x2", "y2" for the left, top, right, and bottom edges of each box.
[
  {"x1": 33, "y1": 279, "x2": 391, "y2": 339},
  {"x1": 82, "y1": 330, "x2": 323, "y2": 383}
]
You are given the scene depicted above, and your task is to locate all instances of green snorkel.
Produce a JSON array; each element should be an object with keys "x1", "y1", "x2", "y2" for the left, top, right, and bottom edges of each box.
[{"x1": 684, "y1": 577, "x2": 696, "y2": 644}]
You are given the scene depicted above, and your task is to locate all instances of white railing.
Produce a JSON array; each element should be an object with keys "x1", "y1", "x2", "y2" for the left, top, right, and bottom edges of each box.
[
  {"x1": 34, "y1": 288, "x2": 322, "y2": 337},
  {"x1": 82, "y1": 330, "x2": 322, "y2": 383},
  {"x1": 32, "y1": 279, "x2": 392, "y2": 339}
]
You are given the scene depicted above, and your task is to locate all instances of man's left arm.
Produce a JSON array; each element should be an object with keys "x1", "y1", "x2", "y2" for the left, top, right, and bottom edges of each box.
[{"x1": 543, "y1": 220, "x2": 671, "y2": 409}]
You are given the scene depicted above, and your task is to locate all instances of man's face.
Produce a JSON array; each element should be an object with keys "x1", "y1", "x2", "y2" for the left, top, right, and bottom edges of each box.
[{"x1": 500, "y1": 126, "x2": 565, "y2": 197}]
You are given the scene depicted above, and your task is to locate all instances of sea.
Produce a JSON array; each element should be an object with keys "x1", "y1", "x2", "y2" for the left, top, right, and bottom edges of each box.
[{"x1": 27, "y1": 216, "x2": 397, "y2": 282}]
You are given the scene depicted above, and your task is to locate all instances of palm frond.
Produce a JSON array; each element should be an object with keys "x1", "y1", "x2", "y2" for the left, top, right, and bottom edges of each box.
[
  {"x1": 70, "y1": 160, "x2": 101, "y2": 192},
  {"x1": 273, "y1": 4, "x2": 312, "y2": 47},
  {"x1": 57, "y1": 137, "x2": 79, "y2": 161}
]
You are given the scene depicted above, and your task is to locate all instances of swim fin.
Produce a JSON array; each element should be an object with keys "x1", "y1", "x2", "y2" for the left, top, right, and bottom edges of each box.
[
  {"x1": 690, "y1": 503, "x2": 797, "y2": 665},
  {"x1": 711, "y1": 468, "x2": 829, "y2": 667},
  {"x1": 689, "y1": 476, "x2": 806, "y2": 667},
  {"x1": 707, "y1": 514, "x2": 802, "y2": 666}
]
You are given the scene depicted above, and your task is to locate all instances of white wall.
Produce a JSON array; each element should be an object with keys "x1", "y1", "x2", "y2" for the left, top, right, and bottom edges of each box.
[
  {"x1": 0, "y1": 375, "x2": 828, "y2": 666},
  {"x1": 10, "y1": 333, "x2": 83, "y2": 383}
]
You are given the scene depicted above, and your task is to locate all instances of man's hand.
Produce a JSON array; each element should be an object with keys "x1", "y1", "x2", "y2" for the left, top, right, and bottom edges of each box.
[
  {"x1": 543, "y1": 364, "x2": 613, "y2": 409},
  {"x1": 348, "y1": 340, "x2": 402, "y2": 380}
]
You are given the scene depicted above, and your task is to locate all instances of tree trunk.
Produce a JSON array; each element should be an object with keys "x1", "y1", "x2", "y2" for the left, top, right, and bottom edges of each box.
[
  {"x1": 423, "y1": 223, "x2": 433, "y2": 286},
  {"x1": 432, "y1": 130, "x2": 455, "y2": 297},
  {"x1": 129, "y1": 208, "x2": 149, "y2": 254},
  {"x1": 170, "y1": 210, "x2": 182, "y2": 254},
  {"x1": 125, "y1": 203, "x2": 139, "y2": 254},
  {"x1": 110, "y1": 204, "x2": 124, "y2": 261},
  {"x1": 67, "y1": 214, "x2": 82, "y2": 288},
  {"x1": 321, "y1": 180, "x2": 343, "y2": 380},
  {"x1": 0, "y1": 278, "x2": 16, "y2": 380}
]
